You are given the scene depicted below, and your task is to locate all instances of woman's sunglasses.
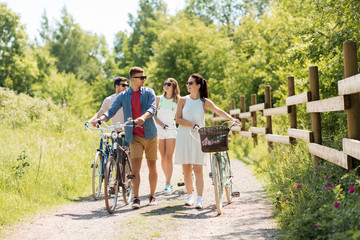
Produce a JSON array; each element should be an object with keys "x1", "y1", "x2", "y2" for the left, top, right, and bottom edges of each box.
[
  {"x1": 186, "y1": 81, "x2": 194, "y2": 85},
  {"x1": 163, "y1": 82, "x2": 172, "y2": 86}
]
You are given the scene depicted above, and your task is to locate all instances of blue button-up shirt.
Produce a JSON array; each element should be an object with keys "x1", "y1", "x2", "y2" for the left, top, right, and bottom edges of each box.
[{"x1": 104, "y1": 87, "x2": 157, "y2": 142}]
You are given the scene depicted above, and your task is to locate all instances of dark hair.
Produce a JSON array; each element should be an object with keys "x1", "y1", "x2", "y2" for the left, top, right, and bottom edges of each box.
[
  {"x1": 129, "y1": 66, "x2": 144, "y2": 79},
  {"x1": 113, "y1": 76, "x2": 128, "y2": 88},
  {"x1": 163, "y1": 78, "x2": 180, "y2": 103},
  {"x1": 190, "y1": 73, "x2": 209, "y2": 100}
]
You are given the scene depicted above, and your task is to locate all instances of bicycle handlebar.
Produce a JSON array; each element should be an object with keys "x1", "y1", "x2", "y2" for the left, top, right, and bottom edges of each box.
[
  {"x1": 84, "y1": 118, "x2": 136, "y2": 132},
  {"x1": 192, "y1": 120, "x2": 241, "y2": 133}
]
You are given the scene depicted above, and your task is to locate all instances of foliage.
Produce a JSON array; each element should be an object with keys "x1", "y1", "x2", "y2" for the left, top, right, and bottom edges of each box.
[
  {"x1": 0, "y1": 87, "x2": 96, "y2": 227},
  {"x1": 0, "y1": 3, "x2": 39, "y2": 94},
  {"x1": 114, "y1": 0, "x2": 167, "y2": 73},
  {"x1": 230, "y1": 136, "x2": 360, "y2": 239},
  {"x1": 146, "y1": 13, "x2": 233, "y2": 108}
]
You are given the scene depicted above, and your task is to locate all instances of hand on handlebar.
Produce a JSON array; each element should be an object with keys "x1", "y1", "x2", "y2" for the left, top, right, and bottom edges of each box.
[{"x1": 133, "y1": 116, "x2": 145, "y2": 126}]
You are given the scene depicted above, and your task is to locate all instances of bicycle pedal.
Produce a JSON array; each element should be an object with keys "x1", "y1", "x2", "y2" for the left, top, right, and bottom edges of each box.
[
  {"x1": 177, "y1": 182, "x2": 185, "y2": 186},
  {"x1": 208, "y1": 172, "x2": 212, "y2": 178},
  {"x1": 127, "y1": 175, "x2": 135, "y2": 179},
  {"x1": 232, "y1": 191, "x2": 240, "y2": 197}
]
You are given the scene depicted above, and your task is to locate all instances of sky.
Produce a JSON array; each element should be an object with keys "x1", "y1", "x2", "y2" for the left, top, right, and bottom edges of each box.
[{"x1": 3, "y1": 0, "x2": 185, "y2": 48}]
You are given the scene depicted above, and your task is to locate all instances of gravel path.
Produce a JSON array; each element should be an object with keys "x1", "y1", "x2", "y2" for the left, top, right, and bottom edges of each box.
[{"x1": 2, "y1": 158, "x2": 278, "y2": 240}]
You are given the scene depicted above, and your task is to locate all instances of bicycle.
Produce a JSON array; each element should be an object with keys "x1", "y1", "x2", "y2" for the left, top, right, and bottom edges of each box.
[
  {"x1": 97, "y1": 119, "x2": 136, "y2": 214},
  {"x1": 194, "y1": 121, "x2": 240, "y2": 214},
  {"x1": 84, "y1": 122, "x2": 113, "y2": 200}
]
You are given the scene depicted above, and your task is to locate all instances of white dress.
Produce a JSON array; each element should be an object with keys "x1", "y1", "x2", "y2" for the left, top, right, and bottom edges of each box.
[{"x1": 174, "y1": 95, "x2": 208, "y2": 165}]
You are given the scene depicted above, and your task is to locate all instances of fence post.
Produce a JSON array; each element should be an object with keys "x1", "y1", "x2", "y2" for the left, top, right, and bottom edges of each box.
[
  {"x1": 251, "y1": 94, "x2": 258, "y2": 146},
  {"x1": 240, "y1": 96, "x2": 246, "y2": 131},
  {"x1": 287, "y1": 76, "x2": 297, "y2": 145},
  {"x1": 231, "y1": 99, "x2": 235, "y2": 110},
  {"x1": 264, "y1": 85, "x2": 273, "y2": 151},
  {"x1": 309, "y1": 66, "x2": 321, "y2": 167},
  {"x1": 343, "y1": 41, "x2": 360, "y2": 169}
]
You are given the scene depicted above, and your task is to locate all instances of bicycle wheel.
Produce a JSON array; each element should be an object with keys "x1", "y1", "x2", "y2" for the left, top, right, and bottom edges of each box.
[
  {"x1": 212, "y1": 154, "x2": 223, "y2": 214},
  {"x1": 121, "y1": 151, "x2": 133, "y2": 205},
  {"x1": 223, "y1": 152, "x2": 233, "y2": 203},
  {"x1": 92, "y1": 151, "x2": 102, "y2": 200},
  {"x1": 104, "y1": 156, "x2": 119, "y2": 214}
]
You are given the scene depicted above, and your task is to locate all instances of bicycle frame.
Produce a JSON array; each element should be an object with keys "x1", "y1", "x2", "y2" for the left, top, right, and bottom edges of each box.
[{"x1": 212, "y1": 151, "x2": 232, "y2": 187}]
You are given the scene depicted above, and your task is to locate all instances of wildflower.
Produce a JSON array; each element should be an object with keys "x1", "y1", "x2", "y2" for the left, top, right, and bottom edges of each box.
[
  {"x1": 328, "y1": 184, "x2": 334, "y2": 189},
  {"x1": 337, "y1": 180, "x2": 340, "y2": 183},
  {"x1": 325, "y1": 176, "x2": 329, "y2": 180},
  {"x1": 62, "y1": 103, "x2": 67, "y2": 108},
  {"x1": 286, "y1": 197, "x2": 289, "y2": 201},
  {"x1": 334, "y1": 202, "x2": 340, "y2": 208},
  {"x1": 349, "y1": 186, "x2": 355, "y2": 193},
  {"x1": 323, "y1": 187, "x2": 327, "y2": 191},
  {"x1": 296, "y1": 185, "x2": 301, "y2": 189},
  {"x1": 3, "y1": 100, "x2": 9, "y2": 105},
  {"x1": 313, "y1": 223, "x2": 319, "y2": 227}
]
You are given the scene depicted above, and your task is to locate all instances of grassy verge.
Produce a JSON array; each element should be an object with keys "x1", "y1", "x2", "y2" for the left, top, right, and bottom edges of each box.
[
  {"x1": 229, "y1": 134, "x2": 360, "y2": 239},
  {"x1": 0, "y1": 88, "x2": 97, "y2": 231}
]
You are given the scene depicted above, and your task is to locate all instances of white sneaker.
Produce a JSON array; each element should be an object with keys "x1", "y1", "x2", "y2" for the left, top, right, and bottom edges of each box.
[
  {"x1": 195, "y1": 196, "x2": 203, "y2": 209},
  {"x1": 185, "y1": 194, "x2": 194, "y2": 206}
]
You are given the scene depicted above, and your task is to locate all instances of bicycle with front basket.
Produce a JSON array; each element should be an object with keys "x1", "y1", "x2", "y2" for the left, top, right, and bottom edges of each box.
[
  {"x1": 97, "y1": 119, "x2": 136, "y2": 214},
  {"x1": 195, "y1": 121, "x2": 240, "y2": 214}
]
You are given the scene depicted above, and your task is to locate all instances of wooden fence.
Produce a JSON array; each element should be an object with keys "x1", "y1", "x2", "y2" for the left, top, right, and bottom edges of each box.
[{"x1": 207, "y1": 41, "x2": 360, "y2": 170}]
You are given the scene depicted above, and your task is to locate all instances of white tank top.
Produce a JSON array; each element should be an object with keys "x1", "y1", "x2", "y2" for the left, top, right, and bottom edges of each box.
[{"x1": 156, "y1": 95, "x2": 177, "y2": 126}]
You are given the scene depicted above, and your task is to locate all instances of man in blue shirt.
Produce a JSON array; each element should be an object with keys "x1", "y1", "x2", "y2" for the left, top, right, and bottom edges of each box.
[{"x1": 94, "y1": 66, "x2": 158, "y2": 209}]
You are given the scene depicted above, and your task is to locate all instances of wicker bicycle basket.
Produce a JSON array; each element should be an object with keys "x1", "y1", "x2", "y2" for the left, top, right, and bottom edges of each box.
[{"x1": 198, "y1": 126, "x2": 230, "y2": 153}]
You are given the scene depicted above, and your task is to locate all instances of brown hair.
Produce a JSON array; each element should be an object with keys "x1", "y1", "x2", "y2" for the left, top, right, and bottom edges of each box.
[
  {"x1": 113, "y1": 76, "x2": 128, "y2": 88},
  {"x1": 163, "y1": 78, "x2": 180, "y2": 103},
  {"x1": 129, "y1": 66, "x2": 144, "y2": 79},
  {"x1": 190, "y1": 73, "x2": 209, "y2": 100}
]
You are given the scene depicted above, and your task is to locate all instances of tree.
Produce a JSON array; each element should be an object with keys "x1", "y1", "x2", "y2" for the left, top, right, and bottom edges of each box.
[
  {"x1": 114, "y1": 0, "x2": 167, "y2": 72},
  {"x1": 0, "y1": 3, "x2": 38, "y2": 93}
]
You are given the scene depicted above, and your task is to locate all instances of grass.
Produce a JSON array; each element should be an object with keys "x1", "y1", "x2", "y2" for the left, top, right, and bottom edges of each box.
[
  {"x1": 229, "y1": 134, "x2": 360, "y2": 239},
  {"x1": 0, "y1": 88, "x2": 97, "y2": 231}
]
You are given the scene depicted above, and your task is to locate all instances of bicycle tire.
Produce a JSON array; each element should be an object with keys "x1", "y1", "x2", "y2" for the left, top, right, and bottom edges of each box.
[
  {"x1": 212, "y1": 154, "x2": 223, "y2": 214},
  {"x1": 104, "y1": 156, "x2": 119, "y2": 214},
  {"x1": 92, "y1": 151, "x2": 102, "y2": 200},
  {"x1": 224, "y1": 152, "x2": 233, "y2": 203},
  {"x1": 122, "y1": 151, "x2": 133, "y2": 205}
]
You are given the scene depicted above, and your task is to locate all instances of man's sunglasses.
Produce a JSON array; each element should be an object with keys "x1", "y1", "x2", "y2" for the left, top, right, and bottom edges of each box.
[
  {"x1": 163, "y1": 82, "x2": 172, "y2": 86},
  {"x1": 120, "y1": 84, "x2": 128, "y2": 87},
  {"x1": 133, "y1": 76, "x2": 147, "y2": 80},
  {"x1": 186, "y1": 81, "x2": 194, "y2": 85}
]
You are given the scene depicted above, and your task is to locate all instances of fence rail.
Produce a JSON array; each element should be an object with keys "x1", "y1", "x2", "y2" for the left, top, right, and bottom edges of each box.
[{"x1": 207, "y1": 40, "x2": 360, "y2": 170}]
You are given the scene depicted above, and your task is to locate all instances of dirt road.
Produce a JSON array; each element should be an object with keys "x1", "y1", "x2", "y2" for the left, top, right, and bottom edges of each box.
[{"x1": 2, "y1": 159, "x2": 277, "y2": 239}]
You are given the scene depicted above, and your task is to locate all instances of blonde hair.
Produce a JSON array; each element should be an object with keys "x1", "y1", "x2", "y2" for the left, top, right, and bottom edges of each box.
[{"x1": 163, "y1": 78, "x2": 180, "y2": 103}]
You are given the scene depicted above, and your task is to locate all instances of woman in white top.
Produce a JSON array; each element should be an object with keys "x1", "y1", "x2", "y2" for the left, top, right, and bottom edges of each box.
[
  {"x1": 155, "y1": 78, "x2": 180, "y2": 193},
  {"x1": 174, "y1": 73, "x2": 240, "y2": 209}
]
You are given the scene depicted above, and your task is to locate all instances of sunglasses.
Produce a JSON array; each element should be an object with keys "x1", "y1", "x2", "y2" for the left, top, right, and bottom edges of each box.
[
  {"x1": 186, "y1": 81, "x2": 194, "y2": 85},
  {"x1": 120, "y1": 84, "x2": 128, "y2": 87},
  {"x1": 133, "y1": 76, "x2": 147, "y2": 80},
  {"x1": 163, "y1": 82, "x2": 172, "y2": 86}
]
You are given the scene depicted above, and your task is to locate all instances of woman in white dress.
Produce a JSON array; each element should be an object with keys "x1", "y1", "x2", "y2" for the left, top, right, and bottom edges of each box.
[
  {"x1": 155, "y1": 78, "x2": 180, "y2": 193},
  {"x1": 174, "y1": 73, "x2": 240, "y2": 209}
]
